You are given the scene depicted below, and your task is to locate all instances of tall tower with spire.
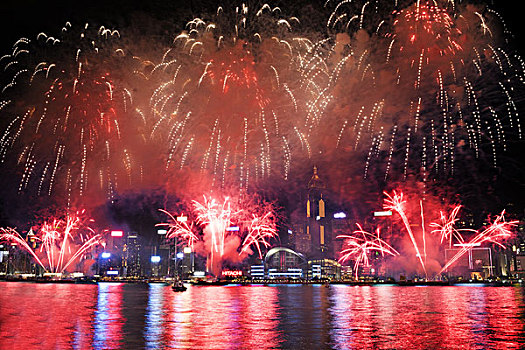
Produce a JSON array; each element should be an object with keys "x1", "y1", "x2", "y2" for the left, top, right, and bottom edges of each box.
[{"x1": 306, "y1": 166, "x2": 329, "y2": 258}]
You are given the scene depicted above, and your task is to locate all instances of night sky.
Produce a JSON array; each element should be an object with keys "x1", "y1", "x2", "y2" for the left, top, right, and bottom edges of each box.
[{"x1": 0, "y1": 0, "x2": 524, "y2": 229}]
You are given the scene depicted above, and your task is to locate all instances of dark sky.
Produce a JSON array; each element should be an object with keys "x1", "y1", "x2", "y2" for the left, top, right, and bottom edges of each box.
[
  {"x1": 1, "y1": 1, "x2": 523, "y2": 38},
  {"x1": 0, "y1": 0, "x2": 328, "y2": 45}
]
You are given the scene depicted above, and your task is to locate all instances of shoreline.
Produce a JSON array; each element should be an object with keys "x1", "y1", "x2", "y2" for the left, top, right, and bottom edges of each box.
[{"x1": 0, "y1": 277, "x2": 521, "y2": 287}]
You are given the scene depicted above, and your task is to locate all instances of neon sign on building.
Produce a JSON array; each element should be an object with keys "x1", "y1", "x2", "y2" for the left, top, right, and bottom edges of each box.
[{"x1": 221, "y1": 270, "x2": 243, "y2": 277}]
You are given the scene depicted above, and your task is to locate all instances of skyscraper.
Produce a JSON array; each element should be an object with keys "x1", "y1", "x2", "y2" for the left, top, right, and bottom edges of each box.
[
  {"x1": 306, "y1": 166, "x2": 330, "y2": 259},
  {"x1": 122, "y1": 233, "x2": 141, "y2": 278}
]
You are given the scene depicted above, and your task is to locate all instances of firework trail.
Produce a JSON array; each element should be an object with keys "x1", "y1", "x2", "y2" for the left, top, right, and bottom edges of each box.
[
  {"x1": 144, "y1": 2, "x2": 328, "y2": 190},
  {"x1": 0, "y1": 210, "x2": 102, "y2": 274},
  {"x1": 440, "y1": 210, "x2": 517, "y2": 273},
  {"x1": 376, "y1": 189, "x2": 517, "y2": 277},
  {"x1": 338, "y1": 224, "x2": 399, "y2": 279},
  {"x1": 384, "y1": 190, "x2": 427, "y2": 276},
  {"x1": 0, "y1": 23, "x2": 145, "y2": 203},
  {"x1": 240, "y1": 211, "x2": 277, "y2": 259},
  {"x1": 322, "y1": 0, "x2": 524, "y2": 181},
  {"x1": 0, "y1": 228, "x2": 46, "y2": 269},
  {"x1": 429, "y1": 204, "x2": 474, "y2": 248},
  {"x1": 156, "y1": 209, "x2": 199, "y2": 249}
]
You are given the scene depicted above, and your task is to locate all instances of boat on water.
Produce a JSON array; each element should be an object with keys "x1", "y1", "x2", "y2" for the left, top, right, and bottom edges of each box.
[{"x1": 172, "y1": 280, "x2": 187, "y2": 292}]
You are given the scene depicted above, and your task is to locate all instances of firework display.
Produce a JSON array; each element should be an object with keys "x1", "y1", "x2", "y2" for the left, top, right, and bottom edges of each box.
[
  {"x1": 240, "y1": 211, "x2": 278, "y2": 259},
  {"x1": 0, "y1": 23, "x2": 144, "y2": 203},
  {"x1": 142, "y1": 3, "x2": 328, "y2": 190},
  {"x1": 0, "y1": 1, "x2": 522, "y2": 200},
  {"x1": 158, "y1": 194, "x2": 277, "y2": 276},
  {"x1": 439, "y1": 210, "x2": 517, "y2": 274},
  {"x1": 337, "y1": 190, "x2": 516, "y2": 279},
  {"x1": 156, "y1": 209, "x2": 200, "y2": 249},
  {"x1": 0, "y1": 0, "x2": 522, "y2": 279},
  {"x1": 429, "y1": 204, "x2": 472, "y2": 248},
  {"x1": 0, "y1": 210, "x2": 102, "y2": 274},
  {"x1": 384, "y1": 191, "x2": 428, "y2": 276},
  {"x1": 338, "y1": 225, "x2": 399, "y2": 279},
  {"x1": 1, "y1": 4, "x2": 525, "y2": 350},
  {"x1": 324, "y1": 0, "x2": 523, "y2": 181}
]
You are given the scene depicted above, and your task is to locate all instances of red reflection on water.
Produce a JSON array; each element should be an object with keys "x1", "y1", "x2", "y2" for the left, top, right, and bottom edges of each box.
[
  {"x1": 166, "y1": 285, "x2": 280, "y2": 349},
  {"x1": 93, "y1": 283, "x2": 124, "y2": 349},
  {"x1": 238, "y1": 285, "x2": 281, "y2": 348},
  {"x1": 137, "y1": 284, "x2": 280, "y2": 349},
  {"x1": 0, "y1": 282, "x2": 127, "y2": 350},
  {"x1": 484, "y1": 287, "x2": 525, "y2": 348},
  {"x1": 1, "y1": 282, "x2": 523, "y2": 349},
  {"x1": 0, "y1": 282, "x2": 97, "y2": 349},
  {"x1": 330, "y1": 285, "x2": 525, "y2": 349}
]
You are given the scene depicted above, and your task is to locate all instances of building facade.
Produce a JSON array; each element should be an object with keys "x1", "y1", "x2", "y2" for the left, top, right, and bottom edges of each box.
[{"x1": 305, "y1": 166, "x2": 336, "y2": 261}]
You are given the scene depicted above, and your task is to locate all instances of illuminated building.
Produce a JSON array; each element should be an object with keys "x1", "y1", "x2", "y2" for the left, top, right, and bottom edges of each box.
[
  {"x1": 332, "y1": 211, "x2": 351, "y2": 261},
  {"x1": 0, "y1": 244, "x2": 9, "y2": 275},
  {"x1": 289, "y1": 224, "x2": 311, "y2": 255},
  {"x1": 264, "y1": 247, "x2": 307, "y2": 279},
  {"x1": 287, "y1": 166, "x2": 339, "y2": 269},
  {"x1": 306, "y1": 166, "x2": 333, "y2": 259},
  {"x1": 150, "y1": 255, "x2": 162, "y2": 277},
  {"x1": 307, "y1": 259, "x2": 342, "y2": 280},
  {"x1": 249, "y1": 265, "x2": 265, "y2": 279},
  {"x1": 98, "y1": 251, "x2": 114, "y2": 276},
  {"x1": 341, "y1": 265, "x2": 353, "y2": 280},
  {"x1": 444, "y1": 247, "x2": 494, "y2": 279},
  {"x1": 180, "y1": 246, "x2": 194, "y2": 278},
  {"x1": 509, "y1": 221, "x2": 525, "y2": 279},
  {"x1": 267, "y1": 268, "x2": 303, "y2": 279},
  {"x1": 122, "y1": 233, "x2": 141, "y2": 277},
  {"x1": 98, "y1": 229, "x2": 126, "y2": 275}
]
